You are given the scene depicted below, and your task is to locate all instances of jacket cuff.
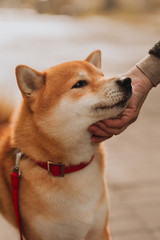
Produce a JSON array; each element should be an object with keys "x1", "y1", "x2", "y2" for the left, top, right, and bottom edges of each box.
[{"x1": 136, "y1": 54, "x2": 160, "y2": 87}]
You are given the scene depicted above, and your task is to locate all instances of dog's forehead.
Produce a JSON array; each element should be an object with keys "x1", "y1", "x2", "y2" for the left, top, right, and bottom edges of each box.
[
  {"x1": 44, "y1": 61, "x2": 103, "y2": 90},
  {"x1": 46, "y1": 61, "x2": 102, "y2": 77},
  {"x1": 78, "y1": 68, "x2": 103, "y2": 79},
  {"x1": 77, "y1": 62, "x2": 103, "y2": 76},
  {"x1": 78, "y1": 71, "x2": 88, "y2": 79}
]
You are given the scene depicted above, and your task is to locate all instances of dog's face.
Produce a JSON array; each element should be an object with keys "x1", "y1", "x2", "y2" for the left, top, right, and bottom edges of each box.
[{"x1": 15, "y1": 51, "x2": 132, "y2": 140}]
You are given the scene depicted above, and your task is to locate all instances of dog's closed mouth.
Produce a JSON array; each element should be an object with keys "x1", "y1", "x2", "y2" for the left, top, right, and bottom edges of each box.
[{"x1": 95, "y1": 98, "x2": 128, "y2": 111}]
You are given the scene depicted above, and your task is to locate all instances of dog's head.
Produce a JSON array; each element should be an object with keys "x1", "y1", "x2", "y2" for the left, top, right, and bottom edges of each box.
[{"x1": 15, "y1": 51, "x2": 132, "y2": 141}]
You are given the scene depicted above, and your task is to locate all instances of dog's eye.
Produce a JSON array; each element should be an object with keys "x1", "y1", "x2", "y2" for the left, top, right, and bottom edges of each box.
[{"x1": 72, "y1": 80, "x2": 88, "y2": 89}]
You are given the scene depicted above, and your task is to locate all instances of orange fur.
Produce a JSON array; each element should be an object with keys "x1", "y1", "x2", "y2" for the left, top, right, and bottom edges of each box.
[{"x1": 0, "y1": 50, "x2": 131, "y2": 240}]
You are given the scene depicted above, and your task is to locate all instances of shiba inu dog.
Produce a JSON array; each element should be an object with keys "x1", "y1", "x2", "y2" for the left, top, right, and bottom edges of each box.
[{"x1": 0, "y1": 50, "x2": 132, "y2": 240}]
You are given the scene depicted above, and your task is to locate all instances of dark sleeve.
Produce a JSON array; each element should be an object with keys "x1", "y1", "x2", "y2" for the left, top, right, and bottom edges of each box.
[{"x1": 149, "y1": 41, "x2": 160, "y2": 58}]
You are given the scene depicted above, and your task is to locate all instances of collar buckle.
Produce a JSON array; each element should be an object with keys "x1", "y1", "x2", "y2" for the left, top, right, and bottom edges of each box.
[
  {"x1": 12, "y1": 151, "x2": 24, "y2": 178},
  {"x1": 47, "y1": 161, "x2": 65, "y2": 177}
]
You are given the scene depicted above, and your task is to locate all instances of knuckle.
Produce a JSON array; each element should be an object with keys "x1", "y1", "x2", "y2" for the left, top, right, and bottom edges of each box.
[
  {"x1": 118, "y1": 122, "x2": 125, "y2": 129},
  {"x1": 130, "y1": 114, "x2": 138, "y2": 123},
  {"x1": 114, "y1": 130, "x2": 121, "y2": 135}
]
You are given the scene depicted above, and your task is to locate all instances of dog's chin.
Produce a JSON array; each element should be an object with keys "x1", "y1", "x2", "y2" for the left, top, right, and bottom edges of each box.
[
  {"x1": 96, "y1": 95, "x2": 130, "y2": 111},
  {"x1": 95, "y1": 98, "x2": 128, "y2": 111},
  {"x1": 94, "y1": 97, "x2": 130, "y2": 119}
]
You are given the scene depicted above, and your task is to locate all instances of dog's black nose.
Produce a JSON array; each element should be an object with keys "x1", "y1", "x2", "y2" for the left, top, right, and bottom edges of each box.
[{"x1": 116, "y1": 77, "x2": 132, "y2": 91}]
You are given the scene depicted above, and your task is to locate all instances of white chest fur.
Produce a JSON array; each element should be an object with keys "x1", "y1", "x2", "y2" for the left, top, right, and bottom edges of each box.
[{"x1": 22, "y1": 157, "x2": 108, "y2": 240}]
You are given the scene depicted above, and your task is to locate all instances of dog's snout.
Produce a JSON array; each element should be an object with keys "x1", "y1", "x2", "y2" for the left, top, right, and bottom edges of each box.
[{"x1": 116, "y1": 77, "x2": 132, "y2": 91}]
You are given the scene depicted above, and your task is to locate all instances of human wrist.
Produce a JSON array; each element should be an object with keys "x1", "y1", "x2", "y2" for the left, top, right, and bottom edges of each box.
[
  {"x1": 135, "y1": 66, "x2": 153, "y2": 90},
  {"x1": 136, "y1": 41, "x2": 160, "y2": 87},
  {"x1": 125, "y1": 66, "x2": 153, "y2": 91},
  {"x1": 136, "y1": 54, "x2": 160, "y2": 87}
]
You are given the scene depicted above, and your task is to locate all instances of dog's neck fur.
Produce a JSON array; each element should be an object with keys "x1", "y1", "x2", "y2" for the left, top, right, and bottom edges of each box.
[{"x1": 11, "y1": 101, "x2": 98, "y2": 165}]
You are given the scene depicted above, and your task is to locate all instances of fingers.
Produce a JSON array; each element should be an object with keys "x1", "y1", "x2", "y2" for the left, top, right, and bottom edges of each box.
[
  {"x1": 88, "y1": 124, "x2": 113, "y2": 143},
  {"x1": 91, "y1": 135, "x2": 112, "y2": 143},
  {"x1": 89, "y1": 124, "x2": 113, "y2": 138},
  {"x1": 102, "y1": 113, "x2": 130, "y2": 129},
  {"x1": 102, "y1": 118, "x2": 125, "y2": 129},
  {"x1": 103, "y1": 109, "x2": 138, "y2": 129},
  {"x1": 93, "y1": 121, "x2": 112, "y2": 135},
  {"x1": 97, "y1": 121, "x2": 127, "y2": 135},
  {"x1": 89, "y1": 107, "x2": 139, "y2": 143}
]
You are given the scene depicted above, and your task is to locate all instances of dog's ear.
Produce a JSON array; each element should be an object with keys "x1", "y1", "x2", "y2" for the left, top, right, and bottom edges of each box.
[
  {"x1": 85, "y1": 50, "x2": 101, "y2": 69},
  {"x1": 15, "y1": 65, "x2": 45, "y2": 97}
]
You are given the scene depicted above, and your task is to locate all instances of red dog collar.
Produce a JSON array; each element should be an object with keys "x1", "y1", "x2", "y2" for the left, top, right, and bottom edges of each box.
[
  {"x1": 11, "y1": 151, "x2": 94, "y2": 240},
  {"x1": 34, "y1": 155, "x2": 94, "y2": 177}
]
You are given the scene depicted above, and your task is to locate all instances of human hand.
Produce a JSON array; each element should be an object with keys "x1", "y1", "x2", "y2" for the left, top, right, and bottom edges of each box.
[{"x1": 88, "y1": 66, "x2": 153, "y2": 143}]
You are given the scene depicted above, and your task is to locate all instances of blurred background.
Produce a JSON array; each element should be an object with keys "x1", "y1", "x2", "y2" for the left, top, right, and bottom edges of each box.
[
  {"x1": 0, "y1": 0, "x2": 160, "y2": 14},
  {"x1": 0, "y1": 1, "x2": 160, "y2": 240}
]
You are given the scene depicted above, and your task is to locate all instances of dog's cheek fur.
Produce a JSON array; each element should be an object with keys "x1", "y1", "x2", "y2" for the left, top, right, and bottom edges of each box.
[
  {"x1": 34, "y1": 80, "x2": 126, "y2": 143},
  {"x1": 35, "y1": 95, "x2": 94, "y2": 139}
]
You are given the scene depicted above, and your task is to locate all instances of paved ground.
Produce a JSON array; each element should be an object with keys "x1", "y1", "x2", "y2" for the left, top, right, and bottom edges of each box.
[{"x1": 0, "y1": 9, "x2": 160, "y2": 240}]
